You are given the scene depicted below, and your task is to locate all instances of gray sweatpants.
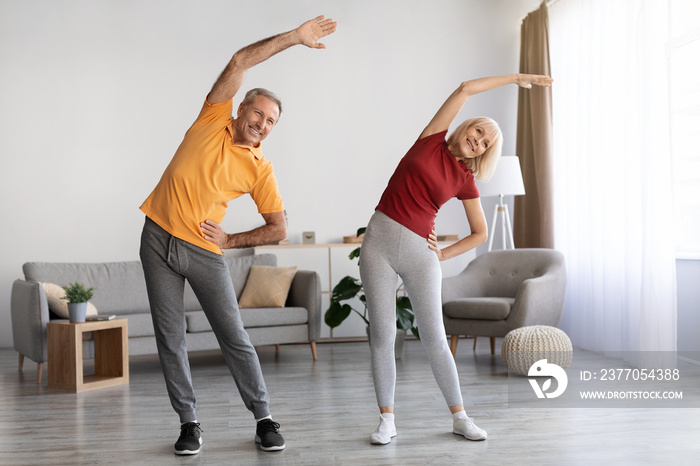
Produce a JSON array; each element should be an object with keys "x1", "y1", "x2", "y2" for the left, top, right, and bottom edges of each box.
[
  {"x1": 359, "y1": 210, "x2": 463, "y2": 408},
  {"x1": 139, "y1": 217, "x2": 270, "y2": 423}
]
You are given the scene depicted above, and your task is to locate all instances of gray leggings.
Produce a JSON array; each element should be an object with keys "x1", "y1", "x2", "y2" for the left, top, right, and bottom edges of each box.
[
  {"x1": 359, "y1": 211, "x2": 463, "y2": 408},
  {"x1": 139, "y1": 217, "x2": 270, "y2": 423}
]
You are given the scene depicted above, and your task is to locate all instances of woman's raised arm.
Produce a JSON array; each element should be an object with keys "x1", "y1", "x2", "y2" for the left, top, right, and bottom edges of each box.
[{"x1": 419, "y1": 73, "x2": 553, "y2": 139}]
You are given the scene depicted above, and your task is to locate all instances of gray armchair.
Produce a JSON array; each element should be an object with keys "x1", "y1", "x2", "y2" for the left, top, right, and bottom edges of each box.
[{"x1": 442, "y1": 249, "x2": 567, "y2": 356}]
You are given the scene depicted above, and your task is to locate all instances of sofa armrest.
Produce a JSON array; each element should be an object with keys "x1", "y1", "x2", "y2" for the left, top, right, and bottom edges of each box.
[
  {"x1": 286, "y1": 270, "x2": 322, "y2": 341},
  {"x1": 11, "y1": 280, "x2": 50, "y2": 363},
  {"x1": 508, "y1": 272, "x2": 566, "y2": 328},
  {"x1": 442, "y1": 271, "x2": 484, "y2": 303}
]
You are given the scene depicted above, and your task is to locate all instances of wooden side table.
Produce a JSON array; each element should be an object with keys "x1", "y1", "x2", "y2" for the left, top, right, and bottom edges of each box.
[{"x1": 47, "y1": 319, "x2": 129, "y2": 392}]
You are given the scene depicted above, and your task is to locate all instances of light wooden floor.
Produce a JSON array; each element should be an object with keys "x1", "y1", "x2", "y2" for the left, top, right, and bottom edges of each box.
[{"x1": 2, "y1": 339, "x2": 700, "y2": 465}]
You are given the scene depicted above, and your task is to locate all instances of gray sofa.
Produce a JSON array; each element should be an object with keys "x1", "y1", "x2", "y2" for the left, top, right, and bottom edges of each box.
[{"x1": 11, "y1": 253, "x2": 322, "y2": 383}]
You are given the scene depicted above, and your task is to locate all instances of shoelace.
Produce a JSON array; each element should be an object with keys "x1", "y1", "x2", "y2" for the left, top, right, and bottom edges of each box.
[
  {"x1": 181, "y1": 422, "x2": 203, "y2": 437},
  {"x1": 258, "y1": 420, "x2": 280, "y2": 433}
]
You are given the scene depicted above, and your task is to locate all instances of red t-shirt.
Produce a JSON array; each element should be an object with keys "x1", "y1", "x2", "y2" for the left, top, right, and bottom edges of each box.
[{"x1": 375, "y1": 130, "x2": 479, "y2": 238}]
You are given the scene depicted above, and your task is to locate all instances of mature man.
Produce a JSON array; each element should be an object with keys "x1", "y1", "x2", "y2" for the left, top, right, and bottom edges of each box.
[{"x1": 139, "y1": 15, "x2": 337, "y2": 455}]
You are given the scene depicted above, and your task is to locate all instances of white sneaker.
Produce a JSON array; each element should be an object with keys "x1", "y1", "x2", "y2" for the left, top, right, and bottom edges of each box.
[
  {"x1": 370, "y1": 414, "x2": 397, "y2": 445},
  {"x1": 453, "y1": 417, "x2": 487, "y2": 441}
]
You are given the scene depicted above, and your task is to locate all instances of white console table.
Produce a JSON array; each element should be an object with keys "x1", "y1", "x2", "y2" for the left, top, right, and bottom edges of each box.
[{"x1": 254, "y1": 243, "x2": 475, "y2": 339}]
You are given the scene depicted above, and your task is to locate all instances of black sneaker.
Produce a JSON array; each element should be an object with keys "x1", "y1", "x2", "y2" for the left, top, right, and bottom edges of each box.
[
  {"x1": 255, "y1": 419, "x2": 285, "y2": 451},
  {"x1": 174, "y1": 422, "x2": 202, "y2": 455}
]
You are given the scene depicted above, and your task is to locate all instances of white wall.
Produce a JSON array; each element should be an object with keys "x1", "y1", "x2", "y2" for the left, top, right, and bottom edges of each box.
[{"x1": 0, "y1": 0, "x2": 542, "y2": 348}]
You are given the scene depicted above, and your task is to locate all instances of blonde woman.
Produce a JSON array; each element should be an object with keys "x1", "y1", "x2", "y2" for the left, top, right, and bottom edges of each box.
[{"x1": 360, "y1": 73, "x2": 553, "y2": 445}]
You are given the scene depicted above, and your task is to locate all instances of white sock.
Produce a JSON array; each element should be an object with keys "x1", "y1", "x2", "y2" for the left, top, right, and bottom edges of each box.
[
  {"x1": 256, "y1": 415, "x2": 272, "y2": 422},
  {"x1": 182, "y1": 420, "x2": 198, "y2": 425},
  {"x1": 380, "y1": 412, "x2": 395, "y2": 421},
  {"x1": 452, "y1": 410, "x2": 468, "y2": 421}
]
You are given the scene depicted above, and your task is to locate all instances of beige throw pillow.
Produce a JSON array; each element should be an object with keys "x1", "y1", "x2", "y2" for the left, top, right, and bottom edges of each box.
[
  {"x1": 40, "y1": 282, "x2": 98, "y2": 318},
  {"x1": 238, "y1": 266, "x2": 297, "y2": 308}
]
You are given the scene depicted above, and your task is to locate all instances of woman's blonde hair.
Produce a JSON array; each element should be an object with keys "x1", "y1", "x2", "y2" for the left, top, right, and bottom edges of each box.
[{"x1": 447, "y1": 116, "x2": 503, "y2": 182}]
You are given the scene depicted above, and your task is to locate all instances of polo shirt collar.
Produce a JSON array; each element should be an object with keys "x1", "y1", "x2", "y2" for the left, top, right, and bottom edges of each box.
[{"x1": 245, "y1": 143, "x2": 264, "y2": 160}]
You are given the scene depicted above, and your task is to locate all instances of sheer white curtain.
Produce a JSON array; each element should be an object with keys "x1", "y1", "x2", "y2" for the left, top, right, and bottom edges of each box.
[{"x1": 549, "y1": 0, "x2": 677, "y2": 352}]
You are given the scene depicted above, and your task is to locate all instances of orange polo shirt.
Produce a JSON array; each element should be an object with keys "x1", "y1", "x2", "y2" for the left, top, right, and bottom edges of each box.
[{"x1": 140, "y1": 99, "x2": 284, "y2": 255}]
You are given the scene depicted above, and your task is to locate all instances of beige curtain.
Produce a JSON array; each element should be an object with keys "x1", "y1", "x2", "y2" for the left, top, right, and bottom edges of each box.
[{"x1": 514, "y1": 1, "x2": 554, "y2": 248}]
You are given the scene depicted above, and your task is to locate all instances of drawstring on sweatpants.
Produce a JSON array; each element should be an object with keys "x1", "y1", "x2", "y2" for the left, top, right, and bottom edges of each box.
[{"x1": 167, "y1": 235, "x2": 176, "y2": 263}]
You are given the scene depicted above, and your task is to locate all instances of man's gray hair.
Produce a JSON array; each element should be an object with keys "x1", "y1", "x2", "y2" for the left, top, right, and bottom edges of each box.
[{"x1": 241, "y1": 88, "x2": 282, "y2": 116}]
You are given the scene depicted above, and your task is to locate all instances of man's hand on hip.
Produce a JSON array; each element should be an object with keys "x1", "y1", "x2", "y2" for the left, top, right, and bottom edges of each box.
[
  {"x1": 200, "y1": 212, "x2": 287, "y2": 250},
  {"x1": 201, "y1": 220, "x2": 228, "y2": 248}
]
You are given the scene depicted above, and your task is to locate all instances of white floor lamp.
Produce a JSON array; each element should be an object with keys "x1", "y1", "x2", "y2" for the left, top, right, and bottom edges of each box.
[{"x1": 476, "y1": 156, "x2": 526, "y2": 251}]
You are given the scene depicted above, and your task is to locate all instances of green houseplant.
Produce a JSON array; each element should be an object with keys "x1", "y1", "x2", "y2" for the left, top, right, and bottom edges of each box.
[
  {"x1": 62, "y1": 282, "x2": 95, "y2": 323},
  {"x1": 324, "y1": 228, "x2": 420, "y2": 348}
]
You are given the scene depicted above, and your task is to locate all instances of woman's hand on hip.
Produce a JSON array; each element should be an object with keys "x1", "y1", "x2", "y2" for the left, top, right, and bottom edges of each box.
[{"x1": 428, "y1": 230, "x2": 445, "y2": 261}]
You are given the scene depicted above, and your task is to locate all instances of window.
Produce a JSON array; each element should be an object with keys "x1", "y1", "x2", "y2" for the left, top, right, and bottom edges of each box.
[{"x1": 669, "y1": 0, "x2": 700, "y2": 258}]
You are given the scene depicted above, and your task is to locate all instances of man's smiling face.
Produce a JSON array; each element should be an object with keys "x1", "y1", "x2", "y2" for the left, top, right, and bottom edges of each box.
[{"x1": 233, "y1": 95, "x2": 280, "y2": 146}]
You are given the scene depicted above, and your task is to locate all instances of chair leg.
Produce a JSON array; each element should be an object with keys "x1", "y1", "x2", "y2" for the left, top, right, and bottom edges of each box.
[
  {"x1": 310, "y1": 341, "x2": 317, "y2": 361},
  {"x1": 450, "y1": 335, "x2": 459, "y2": 357},
  {"x1": 473, "y1": 336, "x2": 478, "y2": 350},
  {"x1": 18, "y1": 354, "x2": 44, "y2": 384},
  {"x1": 490, "y1": 337, "x2": 495, "y2": 355}
]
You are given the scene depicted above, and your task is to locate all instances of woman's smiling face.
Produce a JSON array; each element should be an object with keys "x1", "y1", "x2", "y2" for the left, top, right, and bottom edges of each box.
[{"x1": 456, "y1": 125, "x2": 490, "y2": 159}]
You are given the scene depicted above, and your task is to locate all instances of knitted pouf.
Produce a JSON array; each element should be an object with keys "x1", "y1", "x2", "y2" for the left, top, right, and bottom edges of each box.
[{"x1": 501, "y1": 325, "x2": 573, "y2": 376}]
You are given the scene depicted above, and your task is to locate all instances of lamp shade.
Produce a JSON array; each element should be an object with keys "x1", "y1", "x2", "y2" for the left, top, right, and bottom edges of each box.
[{"x1": 475, "y1": 156, "x2": 526, "y2": 197}]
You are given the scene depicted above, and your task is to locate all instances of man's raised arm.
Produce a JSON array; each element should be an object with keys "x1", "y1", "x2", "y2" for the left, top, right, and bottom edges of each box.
[{"x1": 207, "y1": 15, "x2": 337, "y2": 104}]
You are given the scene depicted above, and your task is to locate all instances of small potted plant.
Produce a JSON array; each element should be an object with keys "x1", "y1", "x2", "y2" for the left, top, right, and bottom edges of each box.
[
  {"x1": 62, "y1": 282, "x2": 95, "y2": 323},
  {"x1": 324, "y1": 228, "x2": 420, "y2": 358}
]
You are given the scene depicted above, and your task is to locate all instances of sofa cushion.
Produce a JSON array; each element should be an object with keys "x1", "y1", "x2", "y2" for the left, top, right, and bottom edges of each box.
[
  {"x1": 40, "y1": 282, "x2": 98, "y2": 318},
  {"x1": 443, "y1": 297, "x2": 514, "y2": 320},
  {"x1": 180, "y1": 254, "x2": 279, "y2": 309},
  {"x1": 185, "y1": 307, "x2": 308, "y2": 333},
  {"x1": 238, "y1": 266, "x2": 297, "y2": 308},
  {"x1": 124, "y1": 313, "x2": 156, "y2": 338},
  {"x1": 223, "y1": 254, "x2": 278, "y2": 299},
  {"x1": 24, "y1": 261, "x2": 151, "y2": 315}
]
